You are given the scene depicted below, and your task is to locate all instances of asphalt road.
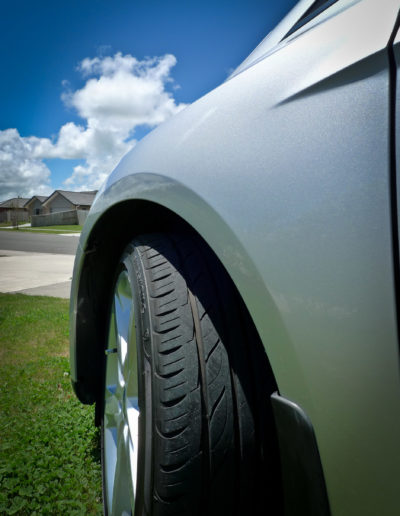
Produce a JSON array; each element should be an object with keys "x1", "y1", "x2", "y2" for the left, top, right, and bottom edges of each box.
[{"x1": 0, "y1": 230, "x2": 79, "y2": 255}]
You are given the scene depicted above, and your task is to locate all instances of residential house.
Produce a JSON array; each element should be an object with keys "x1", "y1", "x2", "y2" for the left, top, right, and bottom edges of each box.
[
  {"x1": 23, "y1": 195, "x2": 47, "y2": 217},
  {"x1": 0, "y1": 197, "x2": 30, "y2": 223},
  {"x1": 42, "y1": 190, "x2": 97, "y2": 214}
]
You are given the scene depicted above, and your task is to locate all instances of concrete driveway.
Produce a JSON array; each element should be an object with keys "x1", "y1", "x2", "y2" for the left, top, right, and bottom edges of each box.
[{"x1": 0, "y1": 249, "x2": 75, "y2": 299}]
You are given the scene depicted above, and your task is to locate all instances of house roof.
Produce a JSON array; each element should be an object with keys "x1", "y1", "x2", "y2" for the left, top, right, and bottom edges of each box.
[
  {"x1": 42, "y1": 190, "x2": 98, "y2": 207},
  {"x1": 23, "y1": 195, "x2": 47, "y2": 208},
  {"x1": 0, "y1": 197, "x2": 30, "y2": 209}
]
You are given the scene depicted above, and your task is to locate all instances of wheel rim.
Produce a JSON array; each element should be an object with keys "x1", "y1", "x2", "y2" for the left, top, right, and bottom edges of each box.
[{"x1": 103, "y1": 269, "x2": 139, "y2": 515}]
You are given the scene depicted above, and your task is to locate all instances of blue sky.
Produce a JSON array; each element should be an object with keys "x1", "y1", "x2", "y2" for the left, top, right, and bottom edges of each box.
[{"x1": 0, "y1": 0, "x2": 297, "y2": 201}]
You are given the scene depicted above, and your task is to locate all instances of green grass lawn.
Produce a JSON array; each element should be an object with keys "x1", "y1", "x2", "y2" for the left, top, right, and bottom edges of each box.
[
  {"x1": 0, "y1": 294, "x2": 102, "y2": 515},
  {"x1": 0, "y1": 225, "x2": 82, "y2": 235},
  {"x1": 29, "y1": 225, "x2": 83, "y2": 232},
  {"x1": 0, "y1": 221, "x2": 29, "y2": 228}
]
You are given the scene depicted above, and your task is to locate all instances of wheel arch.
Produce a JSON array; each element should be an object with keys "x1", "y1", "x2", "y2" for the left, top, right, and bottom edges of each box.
[
  {"x1": 71, "y1": 195, "x2": 283, "y2": 406},
  {"x1": 72, "y1": 199, "x2": 186, "y2": 404}
]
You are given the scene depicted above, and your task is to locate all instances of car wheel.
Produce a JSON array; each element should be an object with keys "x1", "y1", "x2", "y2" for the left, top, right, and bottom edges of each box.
[{"x1": 101, "y1": 232, "x2": 279, "y2": 515}]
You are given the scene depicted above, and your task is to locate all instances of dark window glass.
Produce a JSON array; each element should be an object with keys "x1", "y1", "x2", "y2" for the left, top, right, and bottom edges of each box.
[
  {"x1": 282, "y1": 0, "x2": 339, "y2": 40},
  {"x1": 301, "y1": 0, "x2": 334, "y2": 19}
]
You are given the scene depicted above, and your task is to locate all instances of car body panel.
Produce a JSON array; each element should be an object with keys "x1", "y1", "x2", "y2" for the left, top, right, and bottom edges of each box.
[
  {"x1": 71, "y1": 1, "x2": 400, "y2": 514},
  {"x1": 393, "y1": 28, "x2": 400, "y2": 273}
]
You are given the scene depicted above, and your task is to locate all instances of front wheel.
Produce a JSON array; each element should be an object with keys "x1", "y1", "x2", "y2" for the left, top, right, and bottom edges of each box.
[{"x1": 101, "y1": 232, "x2": 280, "y2": 515}]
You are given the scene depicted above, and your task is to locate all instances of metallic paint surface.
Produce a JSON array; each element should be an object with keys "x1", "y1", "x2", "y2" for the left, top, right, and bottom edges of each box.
[{"x1": 71, "y1": 1, "x2": 400, "y2": 514}]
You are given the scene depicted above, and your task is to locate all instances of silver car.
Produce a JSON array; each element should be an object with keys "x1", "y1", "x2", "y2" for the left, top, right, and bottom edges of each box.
[{"x1": 70, "y1": 0, "x2": 400, "y2": 514}]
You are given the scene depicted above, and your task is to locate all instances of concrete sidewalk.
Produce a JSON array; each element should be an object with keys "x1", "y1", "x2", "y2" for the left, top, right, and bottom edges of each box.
[{"x1": 0, "y1": 249, "x2": 75, "y2": 299}]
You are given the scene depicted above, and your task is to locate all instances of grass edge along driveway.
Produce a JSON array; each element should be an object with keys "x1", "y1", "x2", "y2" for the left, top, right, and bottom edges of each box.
[
  {"x1": 0, "y1": 225, "x2": 82, "y2": 235},
  {"x1": 0, "y1": 293, "x2": 102, "y2": 515}
]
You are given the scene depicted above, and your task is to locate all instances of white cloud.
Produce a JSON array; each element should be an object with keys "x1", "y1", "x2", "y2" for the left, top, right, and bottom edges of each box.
[
  {"x1": 58, "y1": 53, "x2": 186, "y2": 189},
  {"x1": 0, "y1": 129, "x2": 52, "y2": 200},
  {"x1": 1, "y1": 52, "x2": 186, "y2": 198}
]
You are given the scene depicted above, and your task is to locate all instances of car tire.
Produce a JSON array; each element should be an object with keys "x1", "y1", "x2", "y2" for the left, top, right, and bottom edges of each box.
[{"x1": 101, "y1": 232, "x2": 280, "y2": 515}]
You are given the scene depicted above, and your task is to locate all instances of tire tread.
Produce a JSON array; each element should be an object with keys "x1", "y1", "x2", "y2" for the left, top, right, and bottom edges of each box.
[{"x1": 127, "y1": 232, "x2": 278, "y2": 515}]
